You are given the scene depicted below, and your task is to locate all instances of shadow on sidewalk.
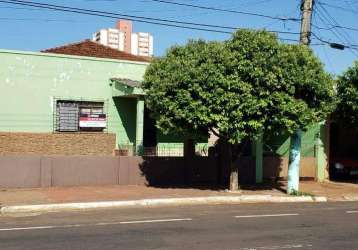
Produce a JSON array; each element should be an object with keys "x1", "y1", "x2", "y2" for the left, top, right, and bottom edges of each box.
[
  {"x1": 239, "y1": 181, "x2": 287, "y2": 194},
  {"x1": 138, "y1": 156, "x2": 288, "y2": 193}
]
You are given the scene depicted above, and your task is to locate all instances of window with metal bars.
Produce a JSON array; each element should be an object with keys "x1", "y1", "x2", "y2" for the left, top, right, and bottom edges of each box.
[{"x1": 55, "y1": 100, "x2": 106, "y2": 132}]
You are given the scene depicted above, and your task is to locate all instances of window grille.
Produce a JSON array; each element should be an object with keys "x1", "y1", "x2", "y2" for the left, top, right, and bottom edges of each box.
[{"x1": 54, "y1": 98, "x2": 107, "y2": 133}]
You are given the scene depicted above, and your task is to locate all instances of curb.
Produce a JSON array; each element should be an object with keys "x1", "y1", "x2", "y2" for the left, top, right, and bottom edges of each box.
[
  {"x1": 343, "y1": 195, "x2": 358, "y2": 201},
  {"x1": 0, "y1": 195, "x2": 327, "y2": 215}
]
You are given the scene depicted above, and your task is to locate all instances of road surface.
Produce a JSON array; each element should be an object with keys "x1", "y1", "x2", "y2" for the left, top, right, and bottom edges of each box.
[{"x1": 0, "y1": 202, "x2": 358, "y2": 249}]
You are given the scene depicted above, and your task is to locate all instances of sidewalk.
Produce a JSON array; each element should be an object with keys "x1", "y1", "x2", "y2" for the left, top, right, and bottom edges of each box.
[
  {"x1": 1, "y1": 181, "x2": 357, "y2": 215},
  {"x1": 300, "y1": 180, "x2": 358, "y2": 201},
  {"x1": 0, "y1": 184, "x2": 286, "y2": 207}
]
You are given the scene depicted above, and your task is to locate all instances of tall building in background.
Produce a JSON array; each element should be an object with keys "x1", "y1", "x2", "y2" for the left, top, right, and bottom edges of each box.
[
  {"x1": 131, "y1": 32, "x2": 154, "y2": 57},
  {"x1": 92, "y1": 20, "x2": 153, "y2": 57},
  {"x1": 92, "y1": 28, "x2": 125, "y2": 51},
  {"x1": 116, "y1": 20, "x2": 132, "y2": 54}
]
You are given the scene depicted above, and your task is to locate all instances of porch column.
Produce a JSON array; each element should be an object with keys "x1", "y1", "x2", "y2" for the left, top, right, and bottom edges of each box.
[
  {"x1": 136, "y1": 97, "x2": 145, "y2": 156},
  {"x1": 253, "y1": 134, "x2": 263, "y2": 184}
]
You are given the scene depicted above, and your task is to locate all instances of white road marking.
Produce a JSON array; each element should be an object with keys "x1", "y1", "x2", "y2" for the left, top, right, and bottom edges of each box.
[
  {"x1": 346, "y1": 211, "x2": 358, "y2": 213},
  {"x1": 0, "y1": 226, "x2": 55, "y2": 232},
  {"x1": 0, "y1": 224, "x2": 82, "y2": 232},
  {"x1": 240, "y1": 244, "x2": 312, "y2": 249},
  {"x1": 235, "y1": 213, "x2": 299, "y2": 218},
  {"x1": 119, "y1": 218, "x2": 193, "y2": 224},
  {"x1": 0, "y1": 218, "x2": 192, "y2": 232}
]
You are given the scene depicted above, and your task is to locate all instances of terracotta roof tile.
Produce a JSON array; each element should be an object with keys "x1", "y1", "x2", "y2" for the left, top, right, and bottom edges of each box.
[{"x1": 41, "y1": 40, "x2": 151, "y2": 63}]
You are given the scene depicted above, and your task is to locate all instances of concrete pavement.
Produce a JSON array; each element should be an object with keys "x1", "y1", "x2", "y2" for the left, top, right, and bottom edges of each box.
[
  {"x1": 3, "y1": 181, "x2": 358, "y2": 215},
  {"x1": 1, "y1": 181, "x2": 357, "y2": 207},
  {"x1": 0, "y1": 202, "x2": 357, "y2": 249},
  {"x1": 0, "y1": 195, "x2": 326, "y2": 215}
]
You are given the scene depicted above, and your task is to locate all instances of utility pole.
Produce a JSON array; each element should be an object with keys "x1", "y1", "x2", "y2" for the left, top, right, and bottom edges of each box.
[
  {"x1": 299, "y1": 0, "x2": 314, "y2": 45},
  {"x1": 287, "y1": 0, "x2": 314, "y2": 194}
]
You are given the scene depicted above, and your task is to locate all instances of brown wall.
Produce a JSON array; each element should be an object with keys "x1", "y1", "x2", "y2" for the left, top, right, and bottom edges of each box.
[
  {"x1": 263, "y1": 156, "x2": 317, "y2": 180},
  {"x1": 0, "y1": 155, "x2": 218, "y2": 188},
  {"x1": 0, "y1": 155, "x2": 317, "y2": 189},
  {"x1": 0, "y1": 132, "x2": 116, "y2": 156}
]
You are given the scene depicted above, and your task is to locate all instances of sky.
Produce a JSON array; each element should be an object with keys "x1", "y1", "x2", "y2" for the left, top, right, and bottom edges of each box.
[{"x1": 1, "y1": 0, "x2": 358, "y2": 75}]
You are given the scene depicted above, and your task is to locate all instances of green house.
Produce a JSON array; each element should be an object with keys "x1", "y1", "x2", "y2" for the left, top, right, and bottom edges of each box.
[
  {"x1": 0, "y1": 40, "x2": 190, "y2": 157},
  {"x1": 0, "y1": 40, "x2": 332, "y2": 183}
]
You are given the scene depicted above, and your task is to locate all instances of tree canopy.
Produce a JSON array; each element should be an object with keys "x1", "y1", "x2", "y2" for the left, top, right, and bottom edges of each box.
[
  {"x1": 143, "y1": 29, "x2": 335, "y2": 145},
  {"x1": 336, "y1": 61, "x2": 358, "y2": 127}
]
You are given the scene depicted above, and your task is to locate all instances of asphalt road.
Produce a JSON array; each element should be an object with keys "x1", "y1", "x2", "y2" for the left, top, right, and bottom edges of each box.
[{"x1": 0, "y1": 202, "x2": 358, "y2": 250}]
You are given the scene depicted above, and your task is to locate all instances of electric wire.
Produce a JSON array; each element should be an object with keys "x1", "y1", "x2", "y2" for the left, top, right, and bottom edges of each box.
[
  {"x1": 0, "y1": 0, "x2": 300, "y2": 41},
  {"x1": 149, "y1": 0, "x2": 301, "y2": 22}
]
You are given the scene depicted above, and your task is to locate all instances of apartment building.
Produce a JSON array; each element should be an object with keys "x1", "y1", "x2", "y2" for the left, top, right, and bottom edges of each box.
[{"x1": 93, "y1": 20, "x2": 153, "y2": 57}]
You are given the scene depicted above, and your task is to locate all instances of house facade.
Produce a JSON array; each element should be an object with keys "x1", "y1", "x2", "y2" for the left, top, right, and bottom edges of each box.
[
  {"x1": 0, "y1": 41, "x2": 330, "y2": 187},
  {"x1": 0, "y1": 40, "x2": 186, "y2": 157}
]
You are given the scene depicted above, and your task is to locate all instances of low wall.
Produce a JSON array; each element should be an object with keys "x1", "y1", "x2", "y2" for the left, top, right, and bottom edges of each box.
[
  {"x1": 263, "y1": 156, "x2": 317, "y2": 180},
  {"x1": 0, "y1": 155, "x2": 316, "y2": 189},
  {"x1": 0, "y1": 155, "x2": 218, "y2": 188},
  {"x1": 0, "y1": 132, "x2": 116, "y2": 156}
]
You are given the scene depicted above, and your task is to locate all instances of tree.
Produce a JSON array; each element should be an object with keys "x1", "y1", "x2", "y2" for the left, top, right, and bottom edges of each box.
[
  {"x1": 336, "y1": 62, "x2": 358, "y2": 127},
  {"x1": 274, "y1": 44, "x2": 335, "y2": 193},
  {"x1": 143, "y1": 29, "x2": 334, "y2": 191},
  {"x1": 226, "y1": 31, "x2": 335, "y2": 193}
]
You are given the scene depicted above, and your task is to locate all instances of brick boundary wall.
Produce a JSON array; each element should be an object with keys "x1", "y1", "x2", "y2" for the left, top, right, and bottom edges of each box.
[{"x1": 0, "y1": 132, "x2": 116, "y2": 156}]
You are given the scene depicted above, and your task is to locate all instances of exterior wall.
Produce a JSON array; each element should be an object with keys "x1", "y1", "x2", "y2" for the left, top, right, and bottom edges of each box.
[
  {"x1": 0, "y1": 154, "x2": 317, "y2": 189},
  {"x1": 131, "y1": 33, "x2": 139, "y2": 56},
  {"x1": 93, "y1": 29, "x2": 125, "y2": 51},
  {"x1": 0, "y1": 132, "x2": 116, "y2": 156},
  {"x1": 116, "y1": 20, "x2": 132, "y2": 54},
  {"x1": 264, "y1": 124, "x2": 320, "y2": 157},
  {"x1": 92, "y1": 29, "x2": 109, "y2": 47},
  {"x1": 149, "y1": 35, "x2": 154, "y2": 57},
  {"x1": 263, "y1": 156, "x2": 316, "y2": 180},
  {"x1": 112, "y1": 97, "x2": 138, "y2": 150},
  {"x1": 0, "y1": 49, "x2": 148, "y2": 151},
  {"x1": 0, "y1": 156, "x2": 218, "y2": 188},
  {"x1": 132, "y1": 32, "x2": 153, "y2": 57}
]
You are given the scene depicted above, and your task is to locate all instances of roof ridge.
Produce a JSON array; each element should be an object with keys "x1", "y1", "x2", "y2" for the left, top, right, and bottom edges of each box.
[
  {"x1": 41, "y1": 40, "x2": 151, "y2": 63},
  {"x1": 40, "y1": 39, "x2": 91, "y2": 53}
]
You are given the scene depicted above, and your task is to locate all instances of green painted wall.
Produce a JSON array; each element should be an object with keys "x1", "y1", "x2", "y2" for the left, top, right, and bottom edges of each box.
[
  {"x1": 112, "y1": 97, "x2": 137, "y2": 145},
  {"x1": 0, "y1": 49, "x2": 147, "y2": 147},
  {"x1": 0, "y1": 49, "x2": 322, "y2": 158},
  {"x1": 264, "y1": 124, "x2": 320, "y2": 157}
]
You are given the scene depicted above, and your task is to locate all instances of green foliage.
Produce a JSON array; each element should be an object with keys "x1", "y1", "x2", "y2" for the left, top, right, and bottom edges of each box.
[
  {"x1": 272, "y1": 44, "x2": 335, "y2": 134},
  {"x1": 336, "y1": 61, "x2": 358, "y2": 127},
  {"x1": 143, "y1": 29, "x2": 335, "y2": 144}
]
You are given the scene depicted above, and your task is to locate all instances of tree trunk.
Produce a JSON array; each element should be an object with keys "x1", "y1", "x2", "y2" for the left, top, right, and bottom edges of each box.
[
  {"x1": 287, "y1": 129, "x2": 302, "y2": 194},
  {"x1": 229, "y1": 162, "x2": 239, "y2": 190},
  {"x1": 227, "y1": 142, "x2": 240, "y2": 191}
]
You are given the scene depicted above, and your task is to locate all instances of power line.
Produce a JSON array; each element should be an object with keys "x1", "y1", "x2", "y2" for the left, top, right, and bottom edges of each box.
[
  {"x1": 312, "y1": 23, "x2": 358, "y2": 33},
  {"x1": 316, "y1": 2, "x2": 358, "y2": 56},
  {"x1": 149, "y1": 0, "x2": 301, "y2": 22},
  {"x1": 311, "y1": 32, "x2": 358, "y2": 50},
  {"x1": 0, "y1": 17, "x2": 98, "y2": 22},
  {"x1": 319, "y1": 1, "x2": 358, "y2": 14},
  {"x1": 312, "y1": 5, "x2": 358, "y2": 50},
  {"x1": 300, "y1": 1, "x2": 358, "y2": 34},
  {"x1": 0, "y1": 0, "x2": 234, "y2": 34},
  {"x1": 0, "y1": 0, "x2": 300, "y2": 40},
  {"x1": 0, "y1": 0, "x2": 255, "y2": 31}
]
